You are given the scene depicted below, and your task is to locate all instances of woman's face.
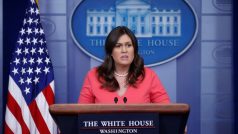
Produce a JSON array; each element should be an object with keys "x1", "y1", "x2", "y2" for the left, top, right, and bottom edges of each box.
[{"x1": 111, "y1": 34, "x2": 135, "y2": 68}]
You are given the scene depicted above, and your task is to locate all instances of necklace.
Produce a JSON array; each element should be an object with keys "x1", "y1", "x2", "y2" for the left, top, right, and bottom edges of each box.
[{"x1": 114, "y1": 72, "x2": 129, "y2": 77}]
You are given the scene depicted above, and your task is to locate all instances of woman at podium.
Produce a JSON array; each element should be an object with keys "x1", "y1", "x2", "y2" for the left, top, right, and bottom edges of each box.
[{"x1": 78, "y1": 26, "x2": 170, "y2": 104}]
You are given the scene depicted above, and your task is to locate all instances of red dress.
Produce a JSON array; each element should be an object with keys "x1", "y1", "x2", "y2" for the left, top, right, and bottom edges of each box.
[{"x1": 78, "y1": 67, "x2": 170, "y2": 104}]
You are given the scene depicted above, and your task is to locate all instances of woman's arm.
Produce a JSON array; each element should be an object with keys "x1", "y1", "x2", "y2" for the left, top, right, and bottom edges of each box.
[
  {"x1": 78, "y1": 73, "x2": 95, "y2": 103},
  {"x1": 149, "y1": 70, "x2": 170, "y2": 103}
]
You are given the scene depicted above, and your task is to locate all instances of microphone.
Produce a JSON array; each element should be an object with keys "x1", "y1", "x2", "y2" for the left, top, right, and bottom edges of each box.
[
  {"x1": 123, "y1": 97, "x2": 127, "y2": 104},
  {"x1": 114, "y1": 97, "x2": 118, "y2": 104}
]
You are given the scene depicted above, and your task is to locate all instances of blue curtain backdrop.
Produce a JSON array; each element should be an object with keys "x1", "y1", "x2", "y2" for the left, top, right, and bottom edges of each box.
[
  {"x1": 2, "y1": 0, "x2": 27, "y2": 133},
  {"x1": 233, "y1": 0, "x2": 238, "y2": 133}
]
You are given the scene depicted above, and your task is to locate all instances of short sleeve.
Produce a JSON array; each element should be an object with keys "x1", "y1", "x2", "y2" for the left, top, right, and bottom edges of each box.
[
  {"x1": 78, "y1": 72, "x2": 95, "y2": 103},
  {"x1": 149, "y1": 70, "x2": 170, "y2": 103}
]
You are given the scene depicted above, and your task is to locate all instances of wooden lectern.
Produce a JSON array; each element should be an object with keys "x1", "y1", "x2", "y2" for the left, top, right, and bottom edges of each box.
[{"x1": 49, "y1": 104, "x2": 189, "y2": 134}]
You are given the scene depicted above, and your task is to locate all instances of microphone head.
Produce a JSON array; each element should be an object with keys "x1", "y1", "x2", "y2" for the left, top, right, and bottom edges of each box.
[
  {"x1": 123, "y1": 97, "x2": 127, "y2": 103},
  {"x1": 114, "y1": 97, "x2": 118, "y2": 104}
]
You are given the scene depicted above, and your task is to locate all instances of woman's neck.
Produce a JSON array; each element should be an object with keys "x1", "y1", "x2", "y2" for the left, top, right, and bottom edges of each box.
[{"x1": 114, "y1": 65, "x2": 129, "y2": 75}]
